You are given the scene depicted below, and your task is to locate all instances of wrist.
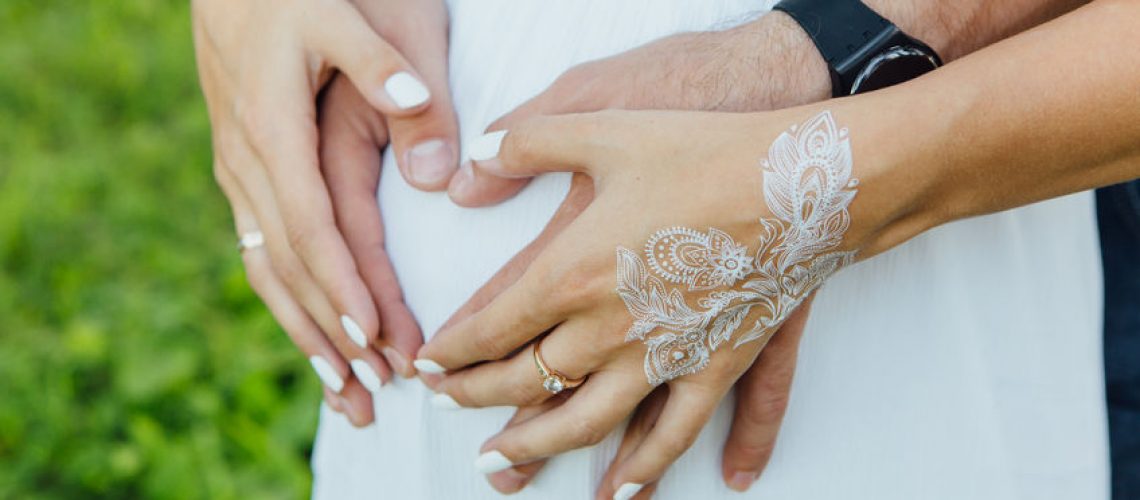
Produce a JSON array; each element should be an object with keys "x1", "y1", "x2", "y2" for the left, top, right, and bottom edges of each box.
[
  {"x1": 795, "y1": 88, "x2": 959, "y2": 258},
  {"x1": 718, "y1": 12, "x2": 831, "y2": 111}
]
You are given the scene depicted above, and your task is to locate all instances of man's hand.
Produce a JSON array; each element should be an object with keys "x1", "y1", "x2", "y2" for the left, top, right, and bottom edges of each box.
[{"x1": 444, "y1": 13, "x2": 829, "y2": 207}]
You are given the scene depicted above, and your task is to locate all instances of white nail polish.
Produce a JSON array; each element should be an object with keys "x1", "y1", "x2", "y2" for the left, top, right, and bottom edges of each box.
[
  {"x1": 384, "y1": 72, "x2": 430, "y2": 109},
  {"x1": 430, "y1": 393, "x2": 462, "y2": 410},
  {"x1": 413, "y1": 359, "x2": 447, "y2": 374},
  {"x1": 613, "y1": 483, "x2": 644, "y2": 500},
  {"x1": 309, "y1": 356, "x2": 345, "y2": 393},
  {"x1": 474, "y1": 450, "x2": 513, "y2": 474},
  {"x1": 468, "y1": 130, "x2": 507, "y2": 162},
  {"x1": 340, "y1": 315, "x2": 367, "y2": 348},
  {"x1": 350, "y1": 359, "x2": 383, "y2": 393}
]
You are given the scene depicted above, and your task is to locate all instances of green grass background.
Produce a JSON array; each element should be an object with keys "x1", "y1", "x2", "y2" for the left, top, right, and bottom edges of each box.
[{"x1": 1, "y1": 1, "x2": 320, "y2": 497}]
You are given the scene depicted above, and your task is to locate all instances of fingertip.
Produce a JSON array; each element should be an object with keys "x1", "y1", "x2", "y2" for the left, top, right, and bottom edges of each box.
[
  {"x1": 402, "y1": 138, "x2": 458, "y2": 190},
  {"x1": 474, "y1": 450, "x2": 514, "y2": 474},
  {"x1": 468, "y1": 130, "x2": 507, "y2": 162},
  {"x1": 382, "y1": 71, "x2": 431, "y2": 111},
  {"x1": 412, "y1": 358, "x2": 447, "y2": 374},
  {"x1": 487, "y1": 467, "x2": 532, "y2": 494},
  {"x1": 349, "y1": 359, "x2": 385, "y2": 393},
  {"x1": 323, "y1": 387, "x2": 344, "y2": 413},
  {"x1": 340, "y1": 315, "x2": 369, "y2": 348},
  {"x1": 725, "y1": 470, "x2": 758, "y2": 492},
  {"x1": 382, "y1": 346, "x2": 415, "y2": 379},
  {"x1": 341, "y1": 384, "x2": 376, "y2": 428},
  {"x1": 309, "y1": 355, "x2": 346, "y2": 393},
  {"x1": 612, "y1": 482, "x2": 644, "y2": 500},
  {"x1": 446, "y1": 161, "x2": 479, "y2": 206},
  {"x1": 447, "y1": 162, "x2": 530, "y2": 208}
]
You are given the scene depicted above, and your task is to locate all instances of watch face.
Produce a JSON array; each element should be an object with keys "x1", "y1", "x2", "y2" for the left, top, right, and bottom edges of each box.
[{"x1": 850, "y1": 46, "x2": 940, "y2": 95}]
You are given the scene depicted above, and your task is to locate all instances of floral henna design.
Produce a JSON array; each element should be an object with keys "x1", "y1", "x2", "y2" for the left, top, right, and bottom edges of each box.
[
  {"x1": 645, "y1": 227, "x2": 755, "y2": 291},
  {"x1": 616, "y1": 111, "x2": 860, "y2": 385}
]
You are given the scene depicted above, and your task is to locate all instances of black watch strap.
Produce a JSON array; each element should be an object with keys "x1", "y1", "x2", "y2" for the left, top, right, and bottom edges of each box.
[{"x1": 772, "y1": 0, "x2": 940, "y2": 96}]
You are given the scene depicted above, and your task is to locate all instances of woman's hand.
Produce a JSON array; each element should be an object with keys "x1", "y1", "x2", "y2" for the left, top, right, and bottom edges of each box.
[
  {"x1": 193, "y1": 0, "x2": 455, "y2": 423},
  {"x1": 483, "y1": 299, "x2": 815, "y2": 497},
  {"x1": 417, "y1": 107, "x2": 920, "y2": 496}
]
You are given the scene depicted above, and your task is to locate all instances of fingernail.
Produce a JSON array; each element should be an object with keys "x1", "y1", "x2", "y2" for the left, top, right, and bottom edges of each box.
[
  {"x1": 468, "y1": 130, "x2": 506, "y2": 162},
  {"x1": 384, "y1": 72, "x2": 430, "y2": 109},
  {"x1": 613, "y1": 483, "x2": 644, "y2": 500},
  {"x1": 350, "y1": 359, "x2": 383, "y2": 393},
  {"x1": 450, "y1": 161, "x2": 475, "y2": 195},
  {"x1": 728, "y1": 470, "x2": 758, "y2": 492},
  {"x1": 495, "y1": 468, "x2": 531, "y2": 493},
  {"x1": 382, "y1": 347, "x2": 411, "y2": 377},
  {"x1": 413, "y1": 358, "x2": 447, "y2": 374},
  {"x1": 407, "y1": 139, "x2": 457, "y2": 185},
  {"x1": 340, "y1": 315, "x2": 367, "y2": 348},
  {"x1": 474, "y1": 450, "x2": 513, "y2": 474},
  {"x1": 309, "y1": 355, "x2": 345, "y2": 393},
  {"x1": 430, "y1": 393, "x2": 462, "y2": 410},
  {"x1": 325, "y1": 392, "x2": 345, "y2": 412}
]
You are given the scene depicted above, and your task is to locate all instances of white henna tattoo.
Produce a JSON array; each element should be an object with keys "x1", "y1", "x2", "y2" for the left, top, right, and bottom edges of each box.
[{"x1": 616, "y1": 111, "x2": 859, "y2": 385}]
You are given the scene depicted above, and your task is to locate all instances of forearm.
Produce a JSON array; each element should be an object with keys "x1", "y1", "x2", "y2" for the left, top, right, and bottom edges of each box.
[
  {"x1": 839, "y1": 0, "x2": 1140, "y2": 254},
  {"x1": 720, "y1": 0, "x2": 1088, "y2": 109}
]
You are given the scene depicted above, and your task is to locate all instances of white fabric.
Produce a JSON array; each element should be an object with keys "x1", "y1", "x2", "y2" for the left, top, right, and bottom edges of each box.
[{"x1": 312, "y1": 0, "x2": 1109, "y2": 498}]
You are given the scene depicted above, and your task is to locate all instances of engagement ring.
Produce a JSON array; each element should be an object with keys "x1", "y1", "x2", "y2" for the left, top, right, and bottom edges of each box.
[{"x1": 533, "y1": 340, "x2": 584, "y2": 395}]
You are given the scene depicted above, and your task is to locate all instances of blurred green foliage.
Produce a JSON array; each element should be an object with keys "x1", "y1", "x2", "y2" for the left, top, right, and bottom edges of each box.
[{"x1": 0, "y1": 1, "x2": 318, "y2": 498}]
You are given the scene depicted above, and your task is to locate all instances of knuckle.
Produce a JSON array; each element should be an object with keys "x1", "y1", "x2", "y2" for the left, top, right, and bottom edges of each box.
[
  {"x1": 568, "y1": 416, "x2": 607, "y2": 448},
  {"x1": 268, "y1": 252, "x2": 305, "y2": 288},
  {"x1": 507, "y1": 379, "x2": 546, "y2": 406},
  {"x1": 282, "y1": 218, "x2": 316, "y2": 254},
  {"x1": 542, "y1": 262, "x2": 605, "y2": 312},
  {"x1": 657, "y1": 431, "x2": 698, "y2": 458},
  {"x1": 235, "y1": 103, "x2": 279, "y2": 152},
  {"x1": 470, "y1": 326, "x2": 507, "y2": 358},
  {"x1": 729, "y1": 439, "x2": 774, "y2": 463},
  {"x1": 742, "y1": 392, "x2": 790, "y2": 426}
]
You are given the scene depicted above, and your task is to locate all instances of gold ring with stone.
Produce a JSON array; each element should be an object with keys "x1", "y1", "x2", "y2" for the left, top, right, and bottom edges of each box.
[{"x1": 533, "y1": 339, "x2": 585, "y2": 395}]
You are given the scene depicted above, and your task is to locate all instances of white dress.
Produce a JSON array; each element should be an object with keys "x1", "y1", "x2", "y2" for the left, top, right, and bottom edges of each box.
[{"x1": 312, "y1": 1, "x2": 1109, "y2": 498}]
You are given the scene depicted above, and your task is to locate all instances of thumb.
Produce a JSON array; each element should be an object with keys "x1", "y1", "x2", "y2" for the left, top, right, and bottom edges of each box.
[
  {"x1": 721, "y1": 296, "x2": 815, "y2": 492},
  {"x1": 307, "y1": 0, "x2": 432, "y2": 116},
  {"x1": 359, "y1": 0, "x2": 461, "y2": 192},
  {"x1": 463, "y1": 112, "x2": 621, "y2": 180},
  {"x1": 447, "y1": 77, "x2": 601, "y2": 207}
]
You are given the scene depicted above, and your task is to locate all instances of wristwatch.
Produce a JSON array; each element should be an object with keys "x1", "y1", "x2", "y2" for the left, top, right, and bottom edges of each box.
[{"x1": 772, "y1": 0, "x2": 942, "y2": 96}]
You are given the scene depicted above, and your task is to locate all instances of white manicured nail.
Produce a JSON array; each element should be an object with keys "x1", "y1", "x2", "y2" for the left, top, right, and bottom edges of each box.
[
  {"x1": 613, "y1": 483, "x2": 644, "y2": 500},
  {"x1": 474, "y1": 450, "x2": 513, "y2": 474},
  {"x1": 309, "y1": 356, "x2": 344, "y2": 393},
  {"x1": 413, "y1": 359, "x2": 447, "y2": 374},
  {"x1": 468, "y1": 131, "x2": 507, "y2": 161},
  {"x1": 430, "y1": 393, "x2": 461, "y2": 410},
  {"x1": 384, "y1": 72, "x2": 430, "y2": 109},
  {"x1": 340, "y1": 315, "x2": 367, "y2": 348},
  {"x1": 350, "y1": 359, "x2": 383, "y2": 393}
]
